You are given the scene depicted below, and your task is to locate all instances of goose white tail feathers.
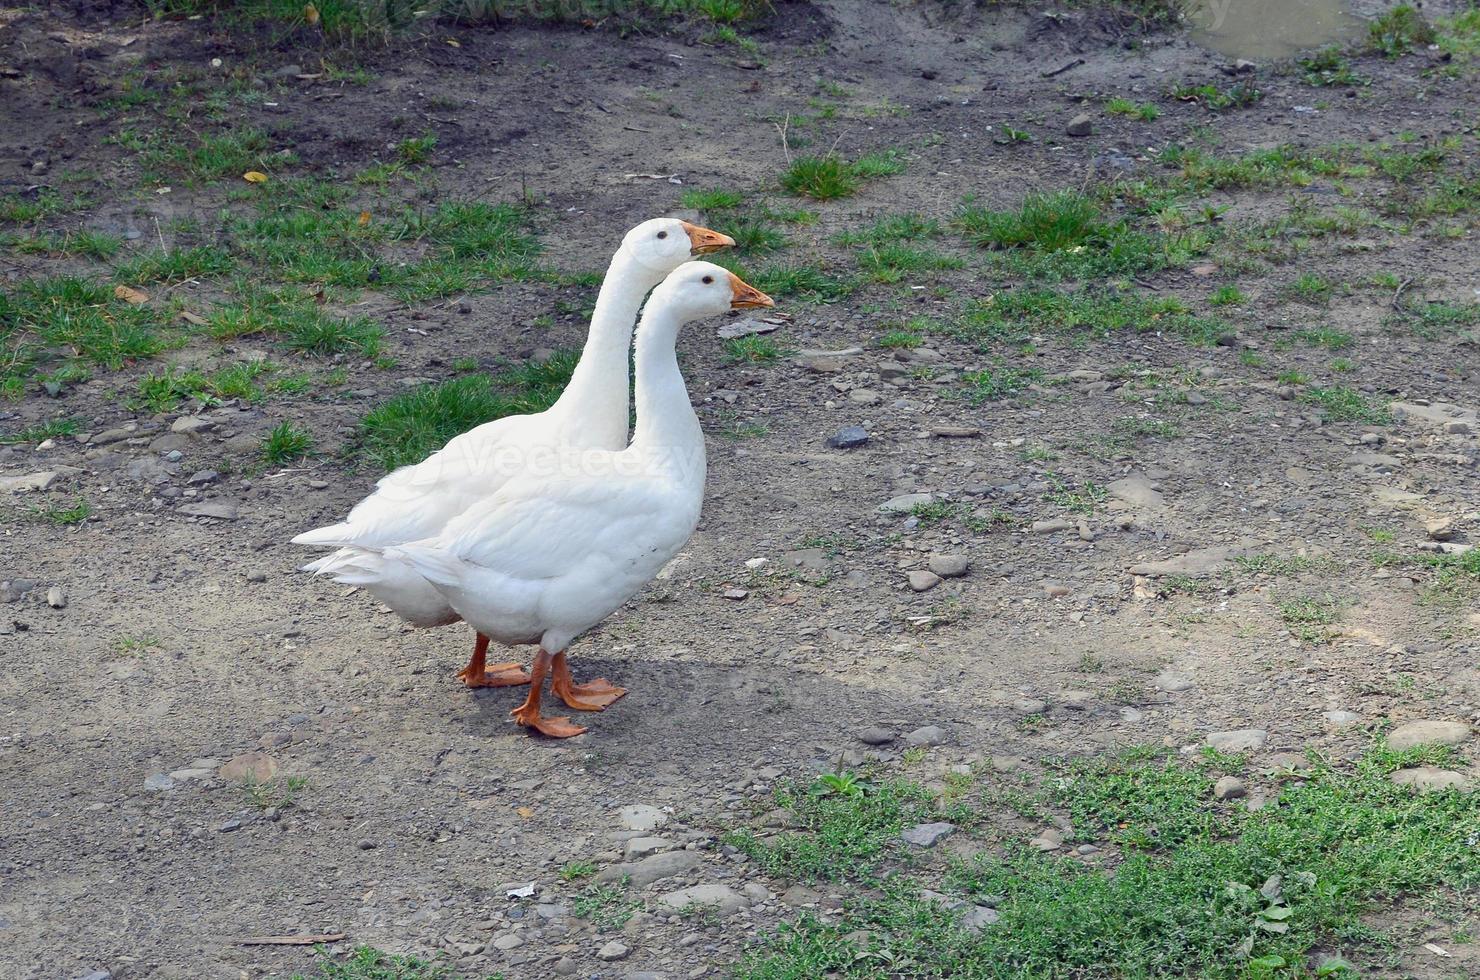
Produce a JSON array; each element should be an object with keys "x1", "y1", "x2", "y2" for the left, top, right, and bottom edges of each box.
[
  {"x1": 301, "y1": 549, "x2": 381, "y2": 584},
  {"x1": 381, "y1": 544, "x2": 465, "y2": 590},
  {"x1": 291, "y1": 523, "x2": 359, "y2": 548}
]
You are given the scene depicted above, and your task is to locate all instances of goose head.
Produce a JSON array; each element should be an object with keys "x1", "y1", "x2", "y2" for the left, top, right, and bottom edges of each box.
[
  {"x1": 623, "y1": 218, "x2": 735, "y2": 274},
  {"x1": 650, "y1": 261, "x2": 774, "y2": 321}
]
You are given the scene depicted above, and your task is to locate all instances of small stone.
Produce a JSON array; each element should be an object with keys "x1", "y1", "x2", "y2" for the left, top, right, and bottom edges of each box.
[
  {"x1": 245, "y1": 571, "x2": 268, "y2": 583},
  {"x1": 901, "y1": 821, "x2": 956, "y2": 847},
  {"x1": 0, "y1": 471, "x2": 61, "y2": 493},
  {"x1": 847, "y1": 388, "x2": 882, "y2": 405},
  {"x1": 596, "y1": 849, "x2": 699, "y2": 888},
  {"x1": 1425, "y1": 516, "x2": 1457, "y2": 541},
  {"x1": 1205, "y1": 729, "x2": 1267, "y2": 753},
  {"x1": 218, "y1": 818, "x2": 242, "y2": 833},
  {"x1": 623, "y1": 836, "x2": 672, "y2": 859},
  {"x1": 46, "y1": 586, "x2": 67, "y2": 609},
  {"x1": 492, "y1": 934, "x2": 524, "y2": 951},
  {"x1": 904, "y1": 725, "x2": 948, "y2": 747},
  {"x1": 187, "y1": 469, "x2": 219, "y2": 485},
  {"x1": 908, "y1": 570, "x2": 942, "y2": 592},
  {"x1": 879, "y1": 492, "x2": 934, "y2": 514},
  {"x1": 171, "y1": 416, "x2": 216, "y2": 435},
  {"x1": 1154, "y1": 671, "x2": 1196, "y2": 693},
  {"x1": 857, "y1": 726, "x2": 895, "y2": 746},
  {"x1": 1119, "y1": 707, "x2": 1144, "y2": 723},
  {"x1": 1028, "y1": 828, "x2": 1063, "y2": 851},
  {"x1": 780, "y1": 884, "x2": 822, "y2": 906},
  {"x1": 218, "y1": 751, "x2": 278, "y2": 783},
  {"x1": 931, "y1": 425, "x2": 981, "y2": 438},
  {"x1": 927, "y1": 554, "x2": 969, "y2": 578},
  {"x1": 1065, "y1": 112, "x2": 1093, "y2": 137},
  {"x1": 1011, "y1": 697, "x2": 1047, "y2": 715},
  {"x1": 1322, "y1": 710, "x2": 1361, "y2": 729},
  {"x1": 1390, "y1": 767, "x2": 1470, "y2": 792},
  {"x1": 1031, "y1": 518, "x2": 1075, "y2": 534},
  {"x1": 1043, "y1": 583, "x2": 1070, "y2": 598},
  {"x1": 1213, "y1": 776, "x2": 1246, "y2": 800},
  {"x1": 1386, "y1": 720, "x2": 1470, "y2": 751},
  {"x1": 617, "y1": 803, "x2": 669, "y2": 832},
  {"x1": 657, "y1": 884, "x2": 750, "y2": 916},
  {"x1": 597, "y1": 940, "x2": 630, "y2": 962},
  {"x1": 178, "y1": 500, "x2": 240, "y2": 520},
  {"x1": 357, "y1": 838, "x2": 377, "y2": 850},
  {"x1": 144, "y1": 772, "x2": 175, "y2": 792},
  {"x1": 826, "y1": 425, "x2": 870, "y2": 449}
]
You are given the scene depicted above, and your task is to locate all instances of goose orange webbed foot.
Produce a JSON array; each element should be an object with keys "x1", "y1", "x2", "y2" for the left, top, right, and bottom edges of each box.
[
  {"x1": 508, "y1": 649, "x2": 587, "y2": 738},
  {"x1": 552, "y1": 651, "x2": 626, "y2": 711},
  {"x1": 456, "y1": 633, "x2": 531, "y2": 689}
]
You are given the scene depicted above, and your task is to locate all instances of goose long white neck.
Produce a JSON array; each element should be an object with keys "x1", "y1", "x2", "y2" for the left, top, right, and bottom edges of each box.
[
  {"x1": 630, "y1": 303, "x2": 705, "y2": 483},
  {"x1": 547, "y1": 247, "x2": 654, "y2": 439}
]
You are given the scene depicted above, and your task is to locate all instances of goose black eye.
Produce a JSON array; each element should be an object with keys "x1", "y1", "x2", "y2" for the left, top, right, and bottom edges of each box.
[
  {"x1": 702, "y1": 275, "x2": 714, "y2": 284},
  {"x1": 656, "y1": 231, "x2": 668, "y2": 239}
]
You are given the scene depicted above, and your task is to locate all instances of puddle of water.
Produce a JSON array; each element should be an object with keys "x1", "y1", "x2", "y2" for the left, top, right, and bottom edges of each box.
[{"x1": 1187, "y1": 0, "x2": 1362, "y2": 61}]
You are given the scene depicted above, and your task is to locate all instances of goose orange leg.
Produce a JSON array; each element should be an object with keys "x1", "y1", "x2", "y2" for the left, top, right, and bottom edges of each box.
[
  {"x1": 456, "y1": 633, "x2": 531, "y2": 689},
  {"x1": 510, "y1": 650, "x2": 586, "y2": 738},
  {"x1": 551, "y1": 651, "x2": 626, "y2": 711}
]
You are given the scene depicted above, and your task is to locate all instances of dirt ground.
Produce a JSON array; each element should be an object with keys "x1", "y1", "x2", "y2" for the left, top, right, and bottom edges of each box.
[{"x1": 1, "y1": 1, "x2": 1478, "y2": 978}]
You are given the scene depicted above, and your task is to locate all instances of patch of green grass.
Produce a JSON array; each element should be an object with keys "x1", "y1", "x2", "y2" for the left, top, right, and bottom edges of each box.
[
  {"x1": 134, "y1": 360, "x2": 279, "y2": 412},
  {"x1": 727, "y1": 216, "x2": 787, "y2": 255},
  {"x1": 1170, "y1": 81, "x2": 1263, "y2": 111},
  {"x1": 1112, "y1": 416, "x2": 1180, "y2": 439},
  {"x1": 1277, "y1": 371, "x2": 1309, "y2": 386},
  {"x1": 834, "y1": 213, "x2": 941, "y2": 247},
  {"x1": 1278, "y1": 594, "x2": 1344, "y2": 644},
  {"x1": 396, "y1": 132, "x2": 437, "y2": 165},
  {"x1": 959, "y1": 365, "x2": 1042, "y2": 403},
  {"x1": 241, "y1": 773, "x2": 309, "y2": 811},
  {"x1": 261, "y1": 421, "x2": 313, "y2": 464},
  {"x1": 1369, "y1": 4, "x2": 1435, "y2": 57},
  {"x1": 736, "y1": 747, "x2": 1479, "y2": 980},
  {"x1": 958, "y1": 189, "x2": 1102, "y2": 252},
  {"x1": 878, "y1": 329, "x2": 923, "y2": 349},
  {"x1": 953, "y1": 289, "x2": 1228, "y2": 349},
  {"x1": 1208, "y1": 285, "x2": 1245, "y2": 306},
  {"x1": 1296, "y1": 326, "x2": 1353, "y2": 349},
  {"x1": 1299, "y1": 47, "x2": 1368, "y2": 86},
  {"x1": 1287, "y1": 272, "x2": 1333, "y2": 305},
  {"x1": 290, "y1": 944, "x2": 488, "y2": 980},
  {"x1": 856, "y1": 243, "x2": 964, "y2": 283},
  {"x1": 1106, "y1": 97, "x2": 1159, "y2": 120},
  {"x1": 1398, "y1": 300, "x2": 1480, "y2": 338},
  {"x1": 154, "y1": 127, "x2": 285, "y2": 181},
  {"x1": 112, "y1": 246, "x2": 237, "y2": 285},
  {"x1": 6, "y1": 229, "x2": 122, "y2": 260},
  {"x1": 278, "y1": 310, "x2": 383, "y2": 357},
  {"x1": 32, "y1": 497, "x2": 92, "y2": 525},
  {"x1": 571, "y1": 881, "x2": 641, "y2": 932},
  {"x1": 721, "y1": 259, "x2": 855, "y2": 302},
  {"x1": 0, "y1": 417, "x2": 81, "y2": 444},
  {"x1": 1438, "y1": 8, "x2": 1480, "y2": 59},
  {"x1": 724, "y1": 334, "x2": 788, "y2": 363},
  {"x1": 356, "y1": 353, "x2": 578, "y2": 472},
  {"x1": 727, "y1": 774, "x2": 938, "y2": 881},
  {"x1": 1299, "y1": 386, "x2": 1391, "y2": 424},
  {"x1": 780, "y1": 150, "x2": 904, "y2": 200},
  {"x1": 1047, "y1": 475, "x2": 1107, "y2": 514},
  {"x1": 559, "y1": 860, "x2": 599, "y2": 881},
  {"x1": 680, "y1": 187, "x2": 744, "y2": 210}
]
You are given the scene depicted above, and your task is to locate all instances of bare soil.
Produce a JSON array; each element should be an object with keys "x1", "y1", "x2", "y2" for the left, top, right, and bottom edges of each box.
[{"x1": 1, "y1": 2, "x2": 1478, "y2": 978}]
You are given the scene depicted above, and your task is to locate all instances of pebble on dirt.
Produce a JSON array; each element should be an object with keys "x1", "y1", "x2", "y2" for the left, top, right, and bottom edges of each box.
[
  {"x1": 826, "y1": 425, "x2": 870, "y2": 449},
  {"x1": 1385, "y1": 720, "x2": 1470, "y2": 751},
  {"x1": 1205, "y1": 729, "x2": 1267, "y2": 753}
]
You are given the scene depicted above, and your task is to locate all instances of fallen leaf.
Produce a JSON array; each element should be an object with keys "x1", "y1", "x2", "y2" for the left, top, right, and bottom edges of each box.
[
  {"x1": 113, "y1": 285, "x2": 149, "y2": 304},
  {"x1": 178, "y1": 310, "x2": 208, "y2": 326},
  {"x1": 357, "y1": 210, "x2": 371, "y2": 227},
  {"x1": 515, "y1": 806, "x2": 534, "y2": 819},
  {"x1": 242, "y1": 170, "x2": 268, "y2": 184},
  {"x1": 303, "y1": 3, "x2": 320, "y2": 25}
]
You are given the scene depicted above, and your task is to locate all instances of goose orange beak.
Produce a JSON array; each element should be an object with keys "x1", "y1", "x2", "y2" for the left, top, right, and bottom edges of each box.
[
  {"x1": 728, "y1": 273, "x2": 774, "y2": 309},
  {"x1": 682, "y1": 221, "x2": 735, "y2": 255}
]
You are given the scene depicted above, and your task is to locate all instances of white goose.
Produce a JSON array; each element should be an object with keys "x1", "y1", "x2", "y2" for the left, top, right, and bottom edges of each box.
[
  {"x1": 293, "y1": 219, "x2": 734, "y2": 688},
  {"x1": 381, "y1": 263, "x2": 773, "y2": 737}
]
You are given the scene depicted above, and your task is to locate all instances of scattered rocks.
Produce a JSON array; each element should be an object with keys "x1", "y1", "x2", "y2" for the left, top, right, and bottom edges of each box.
[
  {"x1": 901, "y1": 821, "x2": 956, "y2": 847},
  {"x1": 1028, "y1": 828, "x2": 1063, "y2": 851},
  {"x1": 597, "y1": 850, "x2": 699, "y2": 888},
  {"x1": 658, "y1": 883, "x2": 750, "y2": 916},
  {"x1": 1386, "y1": 720, "x2": 1470, "y2": 751},
  {"x1": 144, "y1": 772, "x2": 175, "y2": 792},
  {"x1": 907, "y1": 570, "x2": 942, "y2": 592},
  {"x1": 597, "y1": 940, "x2": 631, "y2": 962},
  {"x1": 617, "y1": 803, "x2": 669, "y2": 832},
  {"x1": 218, "y1": 751, "x2": 278, "y2": 783},
  {"x1": 826, "y1": 425, "x2": 870, "y2": 449},
  {"x1": 178, "y1": 500, "x2": 241, "y2": 520},
  {"x1": 927, "y1": 554, "x2": 969, "y2": 578},
  {"x1": 904, "y1": 725, "x2": 948, "y2": 747},
  {"x1": 1154, "y1": 671, "x2": 1196, "y2": 693},
  {"x1": 1389, "y1": 767, "x2": 1470, "y2": 793},
  {"x1": 623, "y1": 837, "x2": 672, "y2": 860},
  {"x1": 1213, "y1": 776, "x2": 1246, "y2": 800},
  {"x1": 857, "y1": 726, "x2": 895, "y2": 746},
  {"x1": 847, "y1": 388, "x2": 882, "y2": 405},
  {"x1": 1106, "y1": 474, "x2": 1165, "y2": 509},
  {"x1": 879, "y1": 492, "x2": 934, "y2": 514},
  {"x1": 171, "y1": 415, "x2": 216, "y2": 435},
  {"x1": 0, "y1": 471, "x2": 61, "y2": 492},
  {"x1": 1031, "y1": 518, "x2": 1076, "y2": 534},
  {"x1": 1129, "y1": 544, "x2": 1254, "y2": 577},
  {"x1": 1205, "y1": 729, "x2": 1267, "y2": 753}
]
